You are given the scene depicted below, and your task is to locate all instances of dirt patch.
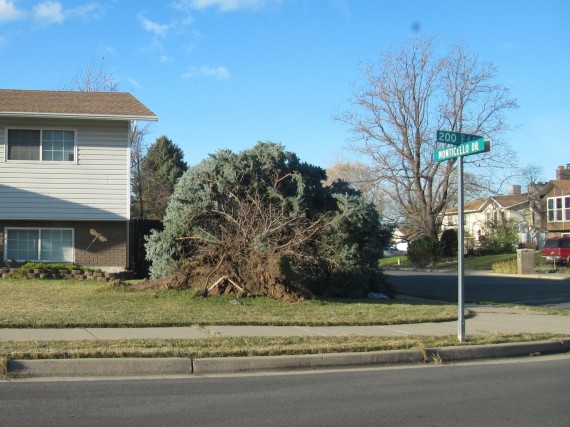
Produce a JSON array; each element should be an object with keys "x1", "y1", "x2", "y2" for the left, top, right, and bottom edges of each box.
[
  {"x1": 123, "y1": 254, "x2": 311, "y2": 302},
  {"x1": 114, "y1": 277, "x2": 172, "y2": 291}
]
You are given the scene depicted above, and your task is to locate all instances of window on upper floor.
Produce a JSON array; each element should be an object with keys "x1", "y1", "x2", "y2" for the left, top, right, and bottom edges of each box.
[
  {"x1": 547, "y1": 196, "x2": 570, "y2": 222},
  {"x1": 7, "y1": 129, "x2": 75, "y2": 161},
  {"x1": 4, "y1": 228, "x2": 74, "y2": 262}
]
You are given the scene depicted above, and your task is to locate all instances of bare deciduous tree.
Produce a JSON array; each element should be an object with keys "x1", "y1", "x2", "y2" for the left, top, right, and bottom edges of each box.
[
  {"x1": 60, "y1": 56, "x2": 118, "y2": 92},
  {"x1": 336, "y1": 37, "x2": 518, "y2": 238},
  {"x1": 326, "y1": 159, "x2": 397, "y2": 222},
  {"x1": 130, "y1": 122, "x2": 151, "y2": 219},
  {"x1": 519, "y1": 163, "x2": 545, "y2": 186},
  {"x1": 61, "y1": 56, "x2": 153, "y2": 219}
]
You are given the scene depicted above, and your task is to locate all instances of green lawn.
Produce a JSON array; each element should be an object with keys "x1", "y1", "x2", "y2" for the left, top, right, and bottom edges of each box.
[
  {"x1": 379, "y1": 255, "x2": 412, "y2": 267},
  {"x1": 0, "y1": 279, "x2": 458, "y2": 328},
  {"x1": 1, "y1": 277, "x2": 565, "y2": 365},
  {"x1": 464, "y1": 253, "x2": 516, "y2": 270},
  {"x1": 381, "y1": 252, "x2": 540, "y2": 271}
]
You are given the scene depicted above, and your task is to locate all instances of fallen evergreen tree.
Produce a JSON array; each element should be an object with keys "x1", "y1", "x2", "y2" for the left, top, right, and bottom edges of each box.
[{"x1": 145, "y1": 142, "x2": 391, "y2": 301}]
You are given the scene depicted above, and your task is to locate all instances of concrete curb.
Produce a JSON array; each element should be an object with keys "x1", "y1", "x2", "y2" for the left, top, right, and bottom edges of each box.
[
  {"x1": 5, "y1": 338, "x2": 569, "y2": 378},
  {"x1": 7, "y1": 357, "x2": 193, "y2": 378},
  {"x1": 427, "y1": 338, "x2": 570, "y2": 362},
  {"x1": 192, "y1": 349, "x2": 424, "y2": 374}
]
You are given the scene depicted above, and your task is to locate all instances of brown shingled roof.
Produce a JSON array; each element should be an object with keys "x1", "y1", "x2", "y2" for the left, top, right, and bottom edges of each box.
[
  {"x1": 445, "y1": 197, "x2": 487, "y2": 214},
  {"x1": 0, "y1": 89, "x2": 157, "y2": 121},
  {"x1": 491, "y1": 194, "x2": 529, "y2": 208},
  {"x1": 540, "y1": 180, "x2": 570, "y2": 196}
]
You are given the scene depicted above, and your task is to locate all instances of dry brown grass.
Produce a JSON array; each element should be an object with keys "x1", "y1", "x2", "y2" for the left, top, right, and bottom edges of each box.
[
  {"x1": 0, "y1": 334, "x2": 561, "y2": 361},
  {"x1": 0, "y1": 279, "x2": 458, "y2": 328}
]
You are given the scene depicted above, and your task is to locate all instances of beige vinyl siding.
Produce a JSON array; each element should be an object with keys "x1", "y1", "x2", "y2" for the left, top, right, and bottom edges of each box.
[{"x1": 0, "y1": 118, "x2": 130, "y2": 220}]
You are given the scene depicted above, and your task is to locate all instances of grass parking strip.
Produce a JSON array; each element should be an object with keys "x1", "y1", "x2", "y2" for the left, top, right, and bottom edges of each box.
[{"x1": 0, "y1": 334, "x2": 561, "y2": 361}]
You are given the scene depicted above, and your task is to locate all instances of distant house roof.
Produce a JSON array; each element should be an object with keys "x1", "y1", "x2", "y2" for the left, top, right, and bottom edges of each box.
[
  {"x1": 445, "y1": 197, "x2": 488, "y2": 214},
  {"x1": 0, "y1": 89, "x2": 157, "y2": 121},
  {"x1": 540, "y1": 180, "x2": 570, "y2": 196},
  {"x1": 491, "y1": 194, "x2": 529, "y2": 209},
  {"x1": 444, "y1": 193, "x2": 529, "y2": 215}
]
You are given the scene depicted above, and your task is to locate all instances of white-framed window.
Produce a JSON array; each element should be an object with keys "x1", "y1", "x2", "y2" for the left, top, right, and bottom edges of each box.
[
  {"x1": 547, "y1": 196, "x2": 570, "y2": 222},
  {"x1": 4, "y1": 228, "x2": 74, "y2": 262},
  {"x1": 7, "y1": 128, "x2": 76, "y2": 162}
]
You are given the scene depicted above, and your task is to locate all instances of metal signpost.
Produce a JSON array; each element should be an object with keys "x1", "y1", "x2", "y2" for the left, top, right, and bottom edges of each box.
[{"x1": 435, "y1": 130, "x2": 490, "y2": 342}]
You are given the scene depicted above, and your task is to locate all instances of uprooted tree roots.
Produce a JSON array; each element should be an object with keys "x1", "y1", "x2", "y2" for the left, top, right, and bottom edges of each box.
[
  {"x1": 133, "y1": 253, "x2": 311, "y2": 302},
  {"x1": 165, "y1": 253, "x2": 311, "y2": 302}
]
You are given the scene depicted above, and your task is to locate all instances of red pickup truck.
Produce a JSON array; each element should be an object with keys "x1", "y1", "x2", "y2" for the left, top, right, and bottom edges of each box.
[{"x1": 542, "y1": 237, "x2": 570, "y2": 263}]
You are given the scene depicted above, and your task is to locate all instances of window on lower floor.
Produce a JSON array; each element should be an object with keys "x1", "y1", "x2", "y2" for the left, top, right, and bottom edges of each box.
[
  {"x1": 4, "y1": 228, "x2": 74, "y2": 262},
  {"x1": 547, "y1": 196, "x2": 570, "y2": 222},
  {"x1": 7, "y1": 129, "x2": 75, "y2": 161}
]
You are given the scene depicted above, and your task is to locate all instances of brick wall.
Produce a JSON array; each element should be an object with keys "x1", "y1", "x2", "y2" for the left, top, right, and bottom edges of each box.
[{"x1": 0, "y1": 220, "x2": 127, "y2": 271}]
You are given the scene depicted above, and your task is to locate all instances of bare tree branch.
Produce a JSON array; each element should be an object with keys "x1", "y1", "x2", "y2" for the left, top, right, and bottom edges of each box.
[
  {"x1": 60, "y1": 56, "x2": 118, "y2": 92},
  {"x1": 335, "y1": 37, "x2": 518, "y2": 238}
]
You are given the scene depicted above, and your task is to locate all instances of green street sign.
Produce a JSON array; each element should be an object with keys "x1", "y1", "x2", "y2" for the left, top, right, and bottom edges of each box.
[
  {"x1": 436, "y1": 130, "x2": 482, "y2": 146},
  {"x1": 433, "y1": 138, "x2": 490, "y2": 162}
]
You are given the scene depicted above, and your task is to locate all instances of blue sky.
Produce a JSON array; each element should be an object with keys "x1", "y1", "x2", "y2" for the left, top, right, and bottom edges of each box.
[{"x1": 1, "y1": 0, "x2": 569, "y2": 184}]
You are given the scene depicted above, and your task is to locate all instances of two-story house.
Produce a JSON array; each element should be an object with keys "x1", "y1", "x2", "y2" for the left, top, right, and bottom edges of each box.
[
  {"x1": 539, "y1": 165, "x2": 570, "y2": 238},
  {"x1": 441, "y1": 185, "x2": 545, "y2": 250},
  {"x1": 0, "y1": 89, "x2": 157, "y2": 271}
]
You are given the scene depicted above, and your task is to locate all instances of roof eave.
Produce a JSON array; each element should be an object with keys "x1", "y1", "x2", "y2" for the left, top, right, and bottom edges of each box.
[
  {"x1": 0, "y1": 112, "x2": 158, "y2": 121},
  {"x1": 500, "y1": 201, "x2": 529, "y2": 209},
  {"x1": 443, "y1": 209, "x2": 481, "y2": 215}
]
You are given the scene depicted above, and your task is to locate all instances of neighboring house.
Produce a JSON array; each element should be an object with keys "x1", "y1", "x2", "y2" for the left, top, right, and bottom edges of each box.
[
  {"x1": 539, "y1": 165, "x2": 570, "y2": 238},
  {"x1": 391, "y1": 226, "x2": 413, "y2": 252},
  {"x1": 441, "y1": 185, "x2": 545, "y2": 249},
  {"x1": 0, "y1": 89, "x2": 157, "y2": 271}
]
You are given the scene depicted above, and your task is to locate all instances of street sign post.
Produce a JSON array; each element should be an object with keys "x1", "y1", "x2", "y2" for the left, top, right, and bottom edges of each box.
[{"x1": 435, "y1": 131, "x2": 491, "y2": 343}]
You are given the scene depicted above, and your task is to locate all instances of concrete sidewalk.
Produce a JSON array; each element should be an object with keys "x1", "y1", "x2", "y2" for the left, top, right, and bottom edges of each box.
[
  {"x1": 1, "y1": 305, "x2": 569, "y2": 342},
  {"x1": 2, "y1": 304, "x2": 569, "y2": 378}
]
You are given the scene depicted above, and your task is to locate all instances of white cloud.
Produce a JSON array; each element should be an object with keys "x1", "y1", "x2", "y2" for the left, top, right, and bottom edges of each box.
[
  {"x1": 104, "y1": 46, "x2": 118, "y2": 58},
  {"x1": 176, "y1": 0, "x2": 282, "y2": 12},
  {"x1": 2, "y1": 1, "x2": 103, "y2": 26},
  {"x1": 0, "y1": 0, "x2": 23, "y2": 22},
  {"x1": 0, "y1": 35, "x2": 7, "y2": 47},
  {"x1": 182, "y1": 65, "x2": 230, "y2": 79},
  {"x1": 127, "y1": 77, "x2": 140, "y2": 89},
  {"x1": 137, "y1": 13, "x2": 169, "y2": 36},
  {"x1": 138, "y1": 38, "x2": 166, "y2": 58},
  {"x1": 33, "y1": 1, "x2": 65, "y2": 25},
  {"x1": 501, "y1": 41, "x2": 521, "y2": 51},
  {"x1": 183, "y1": 30, "x2": 203, "y2": 53},
  {"x1": 66, "y1": 3, "x2": 105, "y2": 20}
]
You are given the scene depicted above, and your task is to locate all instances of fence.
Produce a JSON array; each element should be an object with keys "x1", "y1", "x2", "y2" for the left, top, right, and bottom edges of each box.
[{"x1": 129, "y1": 219, "x2": 163, "y2": 277}]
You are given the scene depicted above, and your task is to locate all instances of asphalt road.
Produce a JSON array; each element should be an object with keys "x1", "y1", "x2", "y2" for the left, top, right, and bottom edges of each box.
[
  {"x1": 388, "y1": 270, "x2": 570, "y2": 309},
  {"x1": 1, "y1": 356, "x2": 569, "y2": 427}
]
